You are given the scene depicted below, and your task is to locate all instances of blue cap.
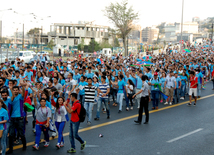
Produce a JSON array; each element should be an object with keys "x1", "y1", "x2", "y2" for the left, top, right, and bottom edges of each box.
[{"x1": 174, "y1": 71, "x2": 177, "y2": 74}]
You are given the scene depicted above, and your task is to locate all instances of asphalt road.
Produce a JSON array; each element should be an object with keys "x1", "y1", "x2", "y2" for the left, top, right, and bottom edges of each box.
[{"x1": 9, "y1": 81, "x2": 214, "y2": 155}]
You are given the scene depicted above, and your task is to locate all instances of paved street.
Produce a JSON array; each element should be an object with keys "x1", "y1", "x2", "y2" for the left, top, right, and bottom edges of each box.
[{"x1": 11, "y1": 81, "x2": 214, "y2": 155}]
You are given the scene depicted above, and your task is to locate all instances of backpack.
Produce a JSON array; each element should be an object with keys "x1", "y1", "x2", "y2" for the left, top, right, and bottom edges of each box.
[{"x1": 76, "y1": 102, "x2": 86, "y2": 123}]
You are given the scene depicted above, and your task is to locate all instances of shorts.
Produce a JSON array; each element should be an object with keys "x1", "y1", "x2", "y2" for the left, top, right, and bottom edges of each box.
[
  {"x1": 189, "y1": 88, "x2": 197, "y2": 96},
  {"x1": 165, "y1": 88, "x2": 174, "y2": 97}
]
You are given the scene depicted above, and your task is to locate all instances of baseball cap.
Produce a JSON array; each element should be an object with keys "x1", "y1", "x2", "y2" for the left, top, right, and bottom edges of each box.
[{"x1": 154, "y1": 72, "x2": 158, "y2": 76}]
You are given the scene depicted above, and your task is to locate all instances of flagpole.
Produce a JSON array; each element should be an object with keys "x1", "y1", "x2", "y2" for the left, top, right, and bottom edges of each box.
[{"x1": 180, "y1": 0, "x2": 184, "y2": 53}]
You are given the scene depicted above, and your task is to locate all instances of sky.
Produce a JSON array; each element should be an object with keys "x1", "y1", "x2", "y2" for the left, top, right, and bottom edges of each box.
[{"x1": 0, "y1": 0, "x2": 214, "y2": 36}]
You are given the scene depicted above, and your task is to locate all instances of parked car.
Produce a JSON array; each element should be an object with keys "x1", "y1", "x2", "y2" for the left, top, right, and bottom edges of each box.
[
  {"x1": 9, "y1": 51, "x2": 34, "y2": 63},
  {"x1": 30, "y1": 51, "x2": 36, "y2": 56},
  {"x1": 37, "y1": 51, "x2": 49, "y2": 55},
  {"x1": 0, "y1": 55, "x2": 6, "y2": 63},
  {"x1": 30, "y1": 55, "x2": 50, "y2": 63}
]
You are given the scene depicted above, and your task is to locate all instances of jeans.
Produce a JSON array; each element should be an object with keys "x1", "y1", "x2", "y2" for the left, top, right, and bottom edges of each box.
[
  {"x1": 9, "y1": 118, "x2": 26, "y2": 150},
  {"x1": 124, "y1": 90, "x2": 129, "y2": 108},
  {"x1": 84, "y1": 102, "x2": 94, "y2": 122},
  {"x1": 55, "y1": 121, "x2": 66, "y2": 144},
  {"x1": 32, "y1": 105, "x2": 36, "y2": 129},
  {"x1": 117, "y1": 93, "x2": 124, "y2": 111},
  {"x1": 79, "y1": 95, "x2": 85, "y2": 105},
  {"x1": 173, "y1": 88, "x2": 180, "y2": 103},
  {"x1": 65, "y1": 93, "x2": 69, "y2": 101},
  {"x1": 109, "y1": 89, "x2": 117, "y2": 103},
  {"x1": 180, "y1": 85, "x2": 186, "y2": 97},
  {"x1": 197, "y1": 83, "x2": 201, "y2": 96},
  {"x1": 151, "y1": 90, "x2": 159, "y2": 108},
  {"x1": 69, "y1": 121, "x2": 84, "y2": 149},
  {"x1": 96, "y1": 98, "x2": 110, "y2": 118},
  {"x1": 1, "y1": 127, "x2": 7, "y2": 155},
  {"x1": 35, "y1": 124, "x2": 49, "y2": 145},
  {"x1": 128, "y1": 94, "x2": 134, "y2": 106}
]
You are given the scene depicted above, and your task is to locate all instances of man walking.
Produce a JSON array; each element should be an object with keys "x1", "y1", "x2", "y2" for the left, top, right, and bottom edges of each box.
[
  {"x1": 188, "y1": 71, "x2": 198, "y2": 106},
  {"x1": 64, "y1": 93, "x2": 86, "y2": 153}
]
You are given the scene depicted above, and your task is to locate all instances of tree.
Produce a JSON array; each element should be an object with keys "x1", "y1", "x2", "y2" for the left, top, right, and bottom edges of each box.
[
  {"x1": 113, "y1": 38, "x2": 120, "y2": 47},
  {"x1": 100, "y1": 40, "x2": 112, "y2": 49},
  {"x1": 27, "y1": 28, "x2": 40, "y2": 44},
  {"x1": 88, "y1": 39, "x2": 101, "y2": 52},
  {"x1": 104, "y1": 0, "x2": 139, "y2": 56},
  {"x1": 77, "y1": 38, "x2": 85, "y2": 51},
  {"x1": 47, "y1": 39, "x2": 55, "y2": 50}
]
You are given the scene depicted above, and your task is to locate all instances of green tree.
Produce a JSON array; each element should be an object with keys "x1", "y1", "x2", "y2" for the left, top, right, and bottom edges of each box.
[
  {"x1": 77, "y1": 38, "x2": 85, "y2": 51},
  {"x1": 27, "y1": 28, "x2": 40, "y2": 44},
  {"x1": 100, "y1": 40, "x2": 112, "y2": 49},
  {"x1": 47, "y1": 39, "x2": 55, "y2": 50},
  {"x1": 114, "y1": 38, "x2": 120, "y2": 47},
  {"x1": 88, "y1": 39, "x2": 101, "y2": 52},
  {"x1": 104, "y1": 0, "x2": 139, "y2": 56}
]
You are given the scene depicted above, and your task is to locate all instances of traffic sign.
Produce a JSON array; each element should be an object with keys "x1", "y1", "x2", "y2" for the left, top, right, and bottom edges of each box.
[{"x1": 179, "y1": 40, "x2": 184, "y2": 44}]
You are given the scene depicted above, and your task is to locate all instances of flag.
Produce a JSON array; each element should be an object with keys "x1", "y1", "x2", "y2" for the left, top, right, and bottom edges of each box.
[
  {"x1": 24, "y1": 96, "x2": 34, "y2": 112},
  {"x1": 154, "y1": 83, "x2": 169, "y2": 100},
  {"x1": 23, "y1": 76, "x2": 28, "y2": 81},
  {"x1": 100, "y1": 59, "x2": 104, "y2": 64}
]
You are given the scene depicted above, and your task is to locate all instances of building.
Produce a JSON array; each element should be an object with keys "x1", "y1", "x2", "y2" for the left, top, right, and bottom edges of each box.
[
  {"x1": 0, "y1": 20, "x2": 2, "y2": 41},
  {"x1": 192, "y1": 17, "x2": 200, "y2": 23},
  {"x1": 164, "y1": 22, "x2": 198, "y2": 42},
  {"x1": 41, "y1": 21, "x2": 113, "y2": 48},
  {"x1": 142, "y1": 26, "x2": 159, "y2": 44}
]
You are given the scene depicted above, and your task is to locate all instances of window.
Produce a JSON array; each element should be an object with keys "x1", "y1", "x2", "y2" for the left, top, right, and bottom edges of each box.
[{"x1": 104, "y1": 50, "x2": 107, "y2": 54}]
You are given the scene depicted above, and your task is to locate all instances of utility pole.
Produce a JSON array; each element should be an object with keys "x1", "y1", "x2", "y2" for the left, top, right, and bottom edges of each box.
[
  {"x1": 41, "y1": 26, "x2": 43, "y2": 52},
  {"x1": 22, "y1": 23, "x2": 24, "y2": 50},
  {"x1": 180, "y1": 0, "x2": 184, "y2": 53}
]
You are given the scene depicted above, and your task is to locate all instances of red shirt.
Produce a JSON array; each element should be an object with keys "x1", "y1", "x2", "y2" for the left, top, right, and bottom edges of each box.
[
  {"x1": 212, "y1": 70, "x2": 214, "y2": 77},
  {"x1": 71, "y1": 100, "x2": 81, "y2": 122},
  {"x1": 190, "y1": 76, "x2": 198, "y2": 88}
]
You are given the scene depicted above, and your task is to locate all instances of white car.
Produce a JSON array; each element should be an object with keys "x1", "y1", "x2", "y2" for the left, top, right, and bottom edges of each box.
[
  {"x1": 30, "y1": 51, "x2": 36, "y2": 56},
  {"x1": 9, "y1": 51, "x2": 34, "y2": 63},
  {"x1": 0, "y1": 55, "x2": 6, "y2": 63},
  {"x1": 37, "y1": 51, "x2": 49, "y2": 55}
]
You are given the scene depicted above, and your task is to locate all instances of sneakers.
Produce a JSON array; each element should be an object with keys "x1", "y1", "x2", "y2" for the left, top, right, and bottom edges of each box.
[
  {"x1": 107, "y1": 116, "x2": 110, "y2": 119},
  {"x1": 137, "y1": 106, "x2": 140, "y2": 109},
  {"x1": 56, "y1": 143, "x2": 60, "y2": 149},
  {"x1": 169, "y1": 102, "x2": 172, "y2": 105},
  {"x1": 180, "y1": 97, "x2": 184, "y2": 100},
  {"x1": 187, "y1": 103, "x2": 192, "y2": 106},
  {"x1": 81, "y1": 141, "x2": 86, "y2": 150},
  {"x1": 126, "y1": 107, "x2": 129, "y2": 111},
  {"x1": 60, "y1": 142, "x2": 64, "y2": 147},
  {"x1": 67, "y1": 148, "x2": 76, "y2": 153},
  {"x1": 194, "y1": 103, "x2": 196, "y2": 106},
  {"x1": 44, "y1": 142, "x2": 50, "y2": 147},
  {"x1": 87, "y1": 121, "x2": 91, "y2": 125},
  {"x1": 33, "y1": 144, "x2": 39, "y2": 150},
  {"x1": 164, "y1": 102, "x2": 168, "y2": 105},
  {"x1": 94, "y1": 118, "x2": 99, "y2": 121},
  {"x1": 130, "y1": 106, "x2": 133, "y2": 110}
]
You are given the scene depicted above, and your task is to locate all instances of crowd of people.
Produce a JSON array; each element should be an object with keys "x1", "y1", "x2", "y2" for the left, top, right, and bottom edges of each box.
[{"x1": 0, "y1": 39, "x2": 213, "y2": 154}]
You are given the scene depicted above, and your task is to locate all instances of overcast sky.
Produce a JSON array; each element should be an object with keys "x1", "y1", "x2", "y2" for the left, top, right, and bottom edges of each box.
[{"x1": 0, "y1": 0, "x2": 214, "y2": 36}]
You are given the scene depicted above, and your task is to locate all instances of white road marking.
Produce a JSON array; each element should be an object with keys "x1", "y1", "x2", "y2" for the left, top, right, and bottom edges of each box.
[
  {"x1": 86, "y1": 145, "x2": 99, "y2": 147},
  {"x1": 167, "y1": 128, "x2": 203, "y2": 143}
]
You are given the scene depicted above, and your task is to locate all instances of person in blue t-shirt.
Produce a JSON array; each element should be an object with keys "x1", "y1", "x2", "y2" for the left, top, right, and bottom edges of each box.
[
  {"x1": 8, "y1": 84, "x2": 27, "y2": 154},
  {"x1": 195, "y1": 69, "x2": 204, "y2": 98},
  {"x1": 76, "y1": 76, "x2": 88, "y2": 105},
  {"x1": 0, "y1": 99, "x2": 9, "y2": 155},
  {"x1": 173, "y1": 72, "x2": 181, "y2": 104},
  {"x1": 180, "y1": 72, "x2": 188, "y2": 100},
  {"x1": 24, "y1": 66, "x2": 33, "y2": 81}
]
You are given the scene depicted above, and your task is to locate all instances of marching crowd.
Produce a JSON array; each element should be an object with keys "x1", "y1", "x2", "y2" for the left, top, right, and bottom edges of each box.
[{"x1": 0, "y1": 39, "x2": 213, "y2": 154}]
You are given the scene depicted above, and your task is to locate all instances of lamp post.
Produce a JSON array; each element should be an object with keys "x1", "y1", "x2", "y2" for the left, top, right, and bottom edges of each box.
[{"x1": 180, "y1": 0, "x2": 184, "y2": 53}]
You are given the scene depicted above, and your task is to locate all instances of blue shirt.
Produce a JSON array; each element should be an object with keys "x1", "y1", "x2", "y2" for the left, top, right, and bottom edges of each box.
[
  {"x1": 0, "y1": 108, "x2": 8, "y2": 130},
  {"x1": 145, "y1": 72, "x2": 152, "y2": 80},
  {"x1": 196, "y1": 72, "x2": 203, "y2": 84},
  {"x1": 24, "y1": 71, "x2": 33, "y2": 81},
  {"x1": 150, "y1": 78, "x2": 161, "y2": 91},
  {"x1": 117, "y1": 80, "x2": 126, "y2": 93},
  {"x1": 180, "y1": 75, "x2": 187, "y2": 85},
  {"x1": 160, "y1": 77, "x2": 166, "y2": 87},
  {"x1": 86, "y1": 73, "x2": 94, "y2": 79},
  {"x1": 11, "y1": 94, "x2": 24, "y2": 118},
  {"x1": 59, "y1": 79, "x2": 66, "y2": 86},
  {"x1": 176, "y1": 77, "x2": 181, "y2": 88},
  {"x1": 78, "y1": 81, "x2": 88, "y2": 95}
]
